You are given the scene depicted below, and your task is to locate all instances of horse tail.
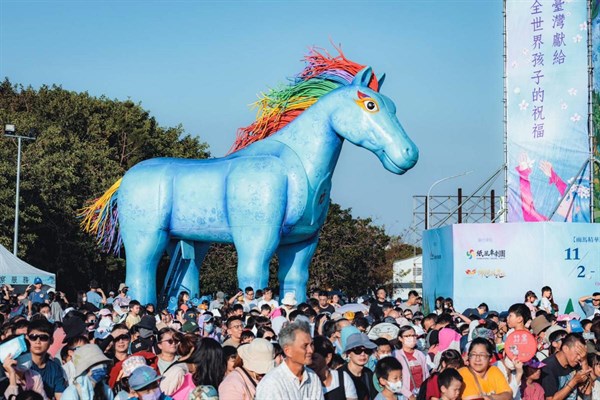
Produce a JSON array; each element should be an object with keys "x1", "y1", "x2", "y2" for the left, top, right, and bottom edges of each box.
[{"x1": 78, "y1": 178, "x2": 123, "y2": 254}]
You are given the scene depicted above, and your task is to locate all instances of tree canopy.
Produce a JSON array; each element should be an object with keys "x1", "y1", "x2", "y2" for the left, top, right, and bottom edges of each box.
[{"x1": 0, "y1": 79, "x2": 414, "y2": 298}]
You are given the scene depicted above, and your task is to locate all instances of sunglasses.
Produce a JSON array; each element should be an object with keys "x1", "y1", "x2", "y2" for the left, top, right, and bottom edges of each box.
[
  {"x1": 28, "y1": 333, "x2": 50, "y2": 342},
  {"x1": 160, "y1": 338, "x2": 180, "y2": 345},
  {"x1": 115, "y1": 334, "x2": 131, "y2": 342},
  {"x1": 87, "y1": 321, "x2": 97, "y2": 325},
  {"x1": 350, "y1": 347, "x2": 373, "y2": 355},
  {"x1": 263, "y1": 335, "x2": 277, "y2": 341}
]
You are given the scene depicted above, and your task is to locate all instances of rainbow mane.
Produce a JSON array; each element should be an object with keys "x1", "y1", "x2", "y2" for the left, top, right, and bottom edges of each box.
[
  {"x1": 78, "y1": 178, "x2": 122, "y2": 254},
  {"x1": 229, "y1": 47, "x2": 379, "y2": 153}
]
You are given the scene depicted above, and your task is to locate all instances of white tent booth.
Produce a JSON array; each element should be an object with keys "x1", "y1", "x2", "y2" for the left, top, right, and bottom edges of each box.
[{"x1": 0, "y1": 244, "x2": 55, "y2": 287}]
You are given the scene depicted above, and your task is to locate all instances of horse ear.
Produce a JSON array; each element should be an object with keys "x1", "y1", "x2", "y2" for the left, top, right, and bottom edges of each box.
[
  {"x1": 377, "y1": 73, "x2": 386, "y2": 91},
  {"x1": 352, "y1": 67, "x2": 373, "y2": 87}
]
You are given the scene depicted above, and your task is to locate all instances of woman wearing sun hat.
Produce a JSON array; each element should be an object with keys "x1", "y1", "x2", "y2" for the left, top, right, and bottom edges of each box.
[
  {"x1": 218, "y1": 338, "x2": 275, "y2": 399},
  {"x1": 62, "y1": 343, "x2": 114, "y2": 400}
]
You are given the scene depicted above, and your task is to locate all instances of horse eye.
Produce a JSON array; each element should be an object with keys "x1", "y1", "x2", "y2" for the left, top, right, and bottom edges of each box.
[{"x1": 364, "y1": 100, "x2": 378, "y2": 112}]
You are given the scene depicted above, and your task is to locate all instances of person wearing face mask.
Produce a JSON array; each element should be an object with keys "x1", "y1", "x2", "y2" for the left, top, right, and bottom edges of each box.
[
  {"x1": 62, "y1": 344, "x2": 114, "y2": 400},
  {"x1": 374, "y1": 357, "x2": 406, "y2": 400},
  {"x1": 395, "y1": 326, "x2": 430, "y2": 400},
  {"x1": 129, "y1": 365, "x2": 173, "y2": 400}
]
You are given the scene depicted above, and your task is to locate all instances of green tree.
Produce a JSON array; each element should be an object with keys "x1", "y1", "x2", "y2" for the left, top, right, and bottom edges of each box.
[{"x1": 0, "y1": 79, "x2": 209, "y2": 295}]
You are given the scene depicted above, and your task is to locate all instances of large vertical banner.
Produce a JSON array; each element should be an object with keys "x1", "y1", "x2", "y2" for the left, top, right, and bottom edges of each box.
[{"x1": 506, "y1": 0, "x2": 591, "y2": 222}]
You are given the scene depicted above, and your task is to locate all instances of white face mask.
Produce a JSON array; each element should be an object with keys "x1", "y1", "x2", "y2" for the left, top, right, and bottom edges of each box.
[
  {"x1": 387, "y1": 380, "x2": 403, "y2": 394},
  {"x1": 404, "y1": 338, "x2": 417, "y2": 348}
]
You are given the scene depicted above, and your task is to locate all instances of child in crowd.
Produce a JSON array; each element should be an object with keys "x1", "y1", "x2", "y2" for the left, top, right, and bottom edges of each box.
[
  {"x1": 375, "y1": 356, "x2": 405, "y2": 400},
  {"x1": 587, "y1": 352, "x2": 600, "y2": 400},
  {"x1": 539, "y1": 286, "x2": 557, "y2": 315},
  {"x1": 520, "y1": 358, "x2": 545, "y2": 400},
  {"x1": 437, "y1": 368, "x2": 463, "y2": 400},
  {"x1": 506, "y1": 303, "x2": 532, "y2": 332},
  {"x1": 129, "y1": 365, "x2": 173, "y2": 400}
]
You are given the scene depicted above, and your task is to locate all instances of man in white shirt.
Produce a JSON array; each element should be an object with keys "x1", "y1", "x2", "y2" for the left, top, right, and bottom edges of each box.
[
  {"x1": 256, "y1": 321, "x2": 324, "y2": 400},
  {"x1": 257, "y1": 287, "x2": 278, "y2": 310}
]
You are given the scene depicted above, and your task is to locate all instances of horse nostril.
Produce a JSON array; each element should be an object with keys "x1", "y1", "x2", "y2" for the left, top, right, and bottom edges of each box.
[{"x1": 404, "y1": 145, "x2": 419, "y2": 162}]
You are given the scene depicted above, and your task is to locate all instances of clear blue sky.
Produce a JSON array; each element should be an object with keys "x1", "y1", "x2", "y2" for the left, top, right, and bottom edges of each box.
[{"x1": 0, "y1": 0, "x2": 504, "y2": 238}]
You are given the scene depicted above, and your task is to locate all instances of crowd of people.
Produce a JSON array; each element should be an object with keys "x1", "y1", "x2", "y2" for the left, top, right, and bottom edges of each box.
[{"x1": 0, "y1": 278, "x2": 598, "y2": 400}]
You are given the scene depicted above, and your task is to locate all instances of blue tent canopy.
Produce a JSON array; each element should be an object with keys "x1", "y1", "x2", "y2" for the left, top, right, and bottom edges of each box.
[{"x1": 0, "y1": 244, "x2": 55, "y2": 287}]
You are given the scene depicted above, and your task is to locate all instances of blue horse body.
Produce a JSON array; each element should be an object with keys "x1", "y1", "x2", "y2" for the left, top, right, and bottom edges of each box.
[{"x1": 117, "y1": 69, "x2": 418, "y2": 305}]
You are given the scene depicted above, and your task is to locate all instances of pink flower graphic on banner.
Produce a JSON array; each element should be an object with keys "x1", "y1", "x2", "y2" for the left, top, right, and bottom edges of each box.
[
  {"x1": 568, "y1": 88, "x2": 577, "y2": 96},
  {"x1": 580, "y1": 22, "x2": 587, "y2": 31},
  {"x1": 511, "y1": 61, "x2": 518, "y2": 69},
  {"x1": 522, "y1": 48, "x2": 529, "y2": 56},
  {"x1": 519, "y1": 100, "x2": 529, "y2": 111},
  {"x1": 561, "y1": 102, "x2": 568, "y2": 110},
  {"x1": 573, "y1": 34, "x2": 583, "y2": 43},
  {"x1": 570, "y1": 113, "x2": 582, "y2": 122}
]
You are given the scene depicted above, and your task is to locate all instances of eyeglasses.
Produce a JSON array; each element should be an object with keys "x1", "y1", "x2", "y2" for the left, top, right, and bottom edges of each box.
[
  {"x1": 229, "y1": 324, "x2": 244, "y2": 330},
  {"x1": 468, "y1": 353, "x2": 491, "y2": 360},
  {"x1": 160, "y1": 338, "x2": 180, "y2": 345},
  {"x1": 350, "y1": 347, "x2": 373, "y2": 355},
  {"x1": 28, "y1": 333, "x2": 50, "y2": 342},
  {"x1": 115, "y1": 334, "x2": 131, "y2": 342}
]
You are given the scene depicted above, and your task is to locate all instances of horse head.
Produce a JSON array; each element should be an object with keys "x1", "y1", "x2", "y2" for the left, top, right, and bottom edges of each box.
[{"x1": 329, "y1": 67, "x2": 419, "y2": 174}]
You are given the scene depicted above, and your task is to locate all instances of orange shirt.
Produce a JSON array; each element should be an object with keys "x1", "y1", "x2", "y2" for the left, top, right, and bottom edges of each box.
[{"x1": 459, "y1": 366, "x2": 512, "y2": 399}]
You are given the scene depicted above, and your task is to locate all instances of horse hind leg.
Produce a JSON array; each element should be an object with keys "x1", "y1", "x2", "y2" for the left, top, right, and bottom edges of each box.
[
  {"x1": 276, "y1": 235, "x2": 319, "y2": 304},
  {"x1": 123, "y1": 229, "x2": 170, "y2": 306},
  {"x1": 178, "y1": 242, "x2": 210, "y2": 299}
]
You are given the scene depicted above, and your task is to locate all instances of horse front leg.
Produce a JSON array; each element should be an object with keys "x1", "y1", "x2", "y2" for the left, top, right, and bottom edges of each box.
[
  {"x1": 276, "y1": 235, "x2": 319, "y2": 304},
  {"x1": 234, "y1": 228, "x2": 281, "y2": 294},
  {"x1": 227, "y1": 161, "x2": 287, "y2": 294},
  {"x1": 122, "y1": 229, "x2": 170, "y2": 306}
]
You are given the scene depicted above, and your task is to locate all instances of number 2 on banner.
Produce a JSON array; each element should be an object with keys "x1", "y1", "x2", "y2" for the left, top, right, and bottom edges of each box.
[
  {"x1": 577, "y1": 266, "x2": 585, "y2": 278},
  {"x1": 565, "y1": 248, "x2": 580, "y2": 260}
]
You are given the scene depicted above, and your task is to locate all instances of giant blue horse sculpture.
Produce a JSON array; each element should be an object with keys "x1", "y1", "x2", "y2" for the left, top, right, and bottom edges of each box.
[{"x1": 81, "y1": 50, "x2": 418, "y2": 305}]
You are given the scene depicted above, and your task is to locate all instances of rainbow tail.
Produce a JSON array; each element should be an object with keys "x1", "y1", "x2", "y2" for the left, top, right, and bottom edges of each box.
[{"x1": 78, "y1": 178, "x2": 123, "y2": 254}]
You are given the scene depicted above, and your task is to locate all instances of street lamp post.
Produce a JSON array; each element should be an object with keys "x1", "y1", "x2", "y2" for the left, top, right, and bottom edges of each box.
[
  {"x1": 4, "y1": 124, "x2": 36, "y2": 255},
  {"x1": 426, "y1": 171, "x2": 473, "y2": 230}
]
